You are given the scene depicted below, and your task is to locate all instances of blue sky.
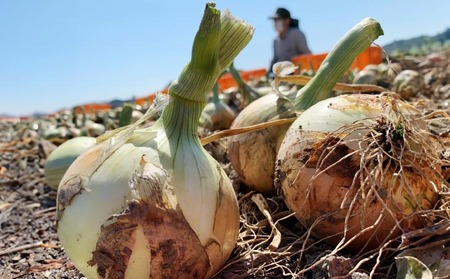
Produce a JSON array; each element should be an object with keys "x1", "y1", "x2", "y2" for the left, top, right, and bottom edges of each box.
[{"x1": 1, "y1": 1, "x2": 449, "y2": 116}]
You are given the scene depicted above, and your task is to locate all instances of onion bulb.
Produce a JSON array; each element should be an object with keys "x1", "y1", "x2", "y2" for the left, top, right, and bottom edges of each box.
[
  {"x1": 229, "y1": 90, "x2": 297, "y2": 193},
  {"x1": 44, "y1": 136, "x2": 96, "y2": 190},
  {"x1": 275, "y1": 94, "x2": 442, "y2": 251},
  {"x1": 229, "y1": 18, "x2": 384, "y2": 193},
  {"x1": 203, "y1": 82, "x2": 236, "y2": 130},
  {"x1": 392, "y1": 69, "x2": 424, "y2": 100},
  {"x1": 56, "y1": 4, "x2": 254, "y2": 278},
  {"x1": 199, "y1": 111, "x2": 215, "y2": 130},
  {"x1": 378, "y1": 62, "x2": 402, "y2": 84},
  {"x1": 85, "y1": 120, "x2": 106, "y2": 137},
  {"x1": 131, "y1": 110, "x2": 144, "y2": 123},
  {"x1": 353, "y1": 69, "x2": 377, "y2": 85}
]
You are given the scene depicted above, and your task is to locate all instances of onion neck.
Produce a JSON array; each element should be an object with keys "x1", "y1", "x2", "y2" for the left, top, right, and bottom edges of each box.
[
  {"x1": 294, "y1": 18, "x2": 384, "y2": 110},
  {"x1": 160, "y1": 4, "x2": 254, "y2": 134},
  {"x1": 168, "y1": 4, "x2": 221, "y2": 104},
  {"x1": 159, "y1": 3, "x2": 220, "y2": 136},
  {"x1": 161, "y1": 97, "x2": 205, "y2": 139}
]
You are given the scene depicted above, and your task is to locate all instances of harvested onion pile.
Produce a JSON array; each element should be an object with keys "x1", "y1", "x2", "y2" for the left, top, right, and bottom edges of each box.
[{"x1": 3, "y1": 4, "x2": 449, "y2": 279}]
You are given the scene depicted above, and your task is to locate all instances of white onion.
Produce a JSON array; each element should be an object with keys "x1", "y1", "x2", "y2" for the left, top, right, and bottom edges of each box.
[{"x1": 56, "y1": 5, "x2": 254, "y2": 278}]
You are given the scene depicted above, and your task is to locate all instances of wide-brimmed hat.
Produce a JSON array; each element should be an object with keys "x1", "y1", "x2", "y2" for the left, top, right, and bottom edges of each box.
[{"x1": 269, "y1": 8, "x2": 292, "y2": 20}]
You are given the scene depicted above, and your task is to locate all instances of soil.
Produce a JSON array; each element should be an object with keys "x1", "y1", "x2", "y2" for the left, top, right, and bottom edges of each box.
[
  {"x1": 0, "y1": 135, "x2": 83, "y2": 278},
  {"x1": 1, "y1": 50, "x2": 450, "y2": 278}
]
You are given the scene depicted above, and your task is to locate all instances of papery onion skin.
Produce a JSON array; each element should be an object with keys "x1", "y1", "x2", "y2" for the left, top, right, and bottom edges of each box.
[
  {"x1": 275, "y1": 94, "x2": 442, "y2": 251},
  {"x1": 199, "y1": 111, "x2": 214, "y2": 130}
]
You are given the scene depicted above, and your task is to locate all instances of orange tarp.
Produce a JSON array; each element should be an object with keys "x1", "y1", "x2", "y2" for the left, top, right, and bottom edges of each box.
[
  {"x1": 72, "y1": 103, "x2": 112, "y2": 114},
  {"x1": 135, "y1": 88, "x2": 168, "y2": 106},
  {"x1": 216, "y1": 46, "x2": 381, "y2": 91},
  {"x1": 135, "y1": 95, "x2": 156, "y2": 106},
  {"x1": 292, "y1": 45, "x2": 382, "y2": 72},
  {"x1": 216, "y1": 68, "x2": 267, "y2": 91}
]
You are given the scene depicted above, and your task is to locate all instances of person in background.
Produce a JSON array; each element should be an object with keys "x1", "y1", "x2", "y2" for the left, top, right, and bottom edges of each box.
[{"x1": 269, "y1": 8, "x2": 311, "y2": 74}]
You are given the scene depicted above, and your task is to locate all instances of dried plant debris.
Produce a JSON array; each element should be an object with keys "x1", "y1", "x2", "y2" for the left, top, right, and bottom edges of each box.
[{"x1": 0, "y1": 132, "x2": 82, "y2": 278}]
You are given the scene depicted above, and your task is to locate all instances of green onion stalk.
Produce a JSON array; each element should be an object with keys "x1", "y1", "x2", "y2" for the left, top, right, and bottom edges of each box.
[
  {"x1": 228, "y1": 62, "x2": 261, "y2": 108},
  {"x1": 56, "y1": 4, "x2": 254, "y2": 278},
  {"x1": 117, "y1": 103, "x2": 134, "y2": 128},
  {"x1": 228, "y1": 18, "x2": 384, "y2": 193}
]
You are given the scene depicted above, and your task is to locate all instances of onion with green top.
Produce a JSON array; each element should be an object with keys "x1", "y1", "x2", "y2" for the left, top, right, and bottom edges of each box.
[
  {"x1": 229, "y1": 18, "x2": 384, "y2": 193},
  {"x1": 56, "y1": 4, "x2": 254, "y2": 278},
  {"x1": 275, "y1": 93, "x2": 442, "y2": 252}
]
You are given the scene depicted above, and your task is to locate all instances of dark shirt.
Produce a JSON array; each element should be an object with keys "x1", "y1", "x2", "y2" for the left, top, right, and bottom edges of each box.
[{"x1": 270, "y1": 28, "x2": 311, "y2": 72}]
